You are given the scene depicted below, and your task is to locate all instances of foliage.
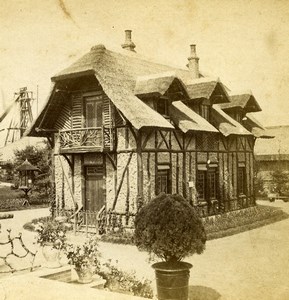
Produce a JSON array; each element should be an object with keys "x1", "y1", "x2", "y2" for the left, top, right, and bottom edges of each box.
[
  {"x1": 13, "y1": 142, "x2": 52, "y2": 197},
  {"x1": 0, "y1": 186, "x2": 49, "y2": 212},
  {"x1": 203, "y1": 205, "x2": 288, "y2": 240},
  {"x1": 35, "y1": 220, "x2": 67, "y2": 250},
  {"x1": 134, "y1": 193, "x2": 206, "y2": 262},
  {"x1": 99, "y1": 260, "x2": 153, "y2": 299},
  {"x1": 254, "y1": 175, "x2": 266, "y2": 198},
  {"x1": 65, "y1": 238, "x2": 100, "y2": 272},
  {"x1": 101, "y1": 230, "x2": 135, "y2": 245},
  {"x1": 271, "y1": 170, "x2": 289, "y2": 195},
  {"x1": 23, "y1": 216, "x2": 54, "y2": 231},
  {"x1": 0, "y1": 213, "x2": 14, "y2": 219}
]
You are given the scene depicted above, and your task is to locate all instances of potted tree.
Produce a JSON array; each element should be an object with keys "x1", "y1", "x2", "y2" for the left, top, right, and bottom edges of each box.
[{"x1": 134, "y1": 193, "x2": 206, "y2": 300}]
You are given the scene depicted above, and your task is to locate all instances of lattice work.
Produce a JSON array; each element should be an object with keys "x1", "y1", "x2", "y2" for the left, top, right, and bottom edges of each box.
[
  {"x1": 59, "y1": 128, "x2": 103, "y2": 149},
  {"x1": 196, "y1": 133, "x2": 219, "y2": 151},
  {"x1": 0, "y1": 229, "x2": 38, "y2": 273}
]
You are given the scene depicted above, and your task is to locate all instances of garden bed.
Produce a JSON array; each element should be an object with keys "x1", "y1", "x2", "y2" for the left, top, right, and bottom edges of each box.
[
  {"x1": 203, "y1": 205, "x2": 288, "y2": 240},
  {"x1": 100, "y1": 204, "x2": 288, "y2": 244},
  {"x1": 0, "y1": 213, "x2": 14, "y2": 220}
]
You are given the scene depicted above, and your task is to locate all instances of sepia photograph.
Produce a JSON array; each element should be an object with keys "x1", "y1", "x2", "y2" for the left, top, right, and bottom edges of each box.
[{"x1": 0, "y1": 1, "x2": 289, "y2": 299}]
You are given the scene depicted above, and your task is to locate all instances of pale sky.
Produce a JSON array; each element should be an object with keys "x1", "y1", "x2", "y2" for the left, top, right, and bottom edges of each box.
[{"x1": 0, "y1": 0, "x2": 288, "y2": 126}]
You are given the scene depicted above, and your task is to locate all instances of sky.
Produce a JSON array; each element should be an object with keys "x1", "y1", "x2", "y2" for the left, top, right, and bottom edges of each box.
[{"x1": 0, "y1": 0, "x2": 289, "y2": 126}]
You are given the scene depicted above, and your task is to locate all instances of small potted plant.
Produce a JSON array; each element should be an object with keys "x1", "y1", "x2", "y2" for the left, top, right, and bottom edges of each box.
[
  {"x1": 65, "y1": 238, "x2": 100, "y2": 283},
  {"x1": 134, "y1": 193, "x2": 206, "y2": 300},
  {"x1": 35, "y1": 220, "x2": 67, "y2": 268}
]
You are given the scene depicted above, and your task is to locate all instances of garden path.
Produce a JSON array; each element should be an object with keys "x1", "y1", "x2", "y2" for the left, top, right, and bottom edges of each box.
[
  {"x1": 1, "y1": 202, "x2": 289, "y2": 299},
  {"x1": 97, "y1": 200, "x2": 289, "y2": 300}
]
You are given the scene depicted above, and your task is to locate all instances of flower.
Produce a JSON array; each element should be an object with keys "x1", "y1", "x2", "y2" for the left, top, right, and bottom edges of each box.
[
  {"x1": 65, "y1": 238, "x2": 100, "y2": 272},
  {"x1": 36, "y1": 220, "x2": 67, "y2": 250}
]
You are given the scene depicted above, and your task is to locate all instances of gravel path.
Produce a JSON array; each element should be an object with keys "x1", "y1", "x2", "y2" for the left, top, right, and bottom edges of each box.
[{"x1": 1, "y1": 202, "x2": 289, "y2": 299}]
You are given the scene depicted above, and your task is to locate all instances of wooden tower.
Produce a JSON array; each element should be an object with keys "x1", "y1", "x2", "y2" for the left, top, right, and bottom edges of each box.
[{"x1": 2, "y1": 87, "x2": 34, "y2": 146}]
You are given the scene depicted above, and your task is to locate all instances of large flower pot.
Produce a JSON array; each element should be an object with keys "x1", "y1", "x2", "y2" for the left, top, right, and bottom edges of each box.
[
  {"x1": 75, "y1": 266, "x2": 93, "y2": 284},
  {"x1": 42, "y1": 243, "x2": 61, "y2": 269},
  {"x1": 152, "y1": 261, "x2": 192, "y2": 300}
]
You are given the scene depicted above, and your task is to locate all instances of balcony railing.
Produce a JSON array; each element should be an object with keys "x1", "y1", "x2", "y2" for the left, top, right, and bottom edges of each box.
[{"x1": 59, "y1": 127, "x2": 105, "y2": 152}]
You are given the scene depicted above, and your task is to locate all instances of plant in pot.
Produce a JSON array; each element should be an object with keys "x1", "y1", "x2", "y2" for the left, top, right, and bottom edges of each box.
[
  {"x1": 65, "y1": 238, "x2": 100, "y2": 284},
  {"x1": 134, "y1": 193, "x2": 207, "y2": 300},
  {"x1": 35, "y1": 220, "x2": 67, "y2": 268}
]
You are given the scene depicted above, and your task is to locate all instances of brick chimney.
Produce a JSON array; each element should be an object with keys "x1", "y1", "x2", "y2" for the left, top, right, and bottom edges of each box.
[
  {"x1": 121, "y1": 30, "x2": 136, "y2": 52},
  {"x1": 187, "y1": 44, "x2": 199, "y2": 78}
]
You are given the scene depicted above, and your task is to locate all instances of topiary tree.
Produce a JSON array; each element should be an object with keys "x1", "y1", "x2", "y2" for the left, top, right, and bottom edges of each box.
[{"x1": 134, "y1": 193, "x2": 206, "y2": 262}]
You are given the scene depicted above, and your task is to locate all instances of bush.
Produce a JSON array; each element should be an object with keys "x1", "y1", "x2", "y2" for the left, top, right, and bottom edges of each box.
[
  {"x1": 134, "y1": 193, "x2": 206, "y2": 262},
  {"x1": 99, "y1": 260, "x2": 153, "y2": 298}
]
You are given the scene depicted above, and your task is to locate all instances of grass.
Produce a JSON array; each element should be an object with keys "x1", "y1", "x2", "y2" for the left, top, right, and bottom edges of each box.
[{"x1": 0, "y1": 186, "x2": 49, "y2": 212}]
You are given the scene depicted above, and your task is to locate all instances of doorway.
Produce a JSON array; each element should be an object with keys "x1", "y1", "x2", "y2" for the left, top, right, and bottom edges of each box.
[{"x1": 84, "y1": 165, "x2": 105, "y2": 212}]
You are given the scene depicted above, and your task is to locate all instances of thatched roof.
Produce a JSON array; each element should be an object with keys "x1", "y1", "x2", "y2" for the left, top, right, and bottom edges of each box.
[
  {"x1": 185, "y1": 77, "x2": 230, "y2": 104},
  {"x1": 242, "y1": 114, "x2": 274, "y2": 138},
  {"x1": 17, "y1": 159, "x2": 39, "y2": 171},
  {"x1": 255, "y1": 125, "x2": 289, "y2": 160},
  {"x1": 220, "y1": 92, "x2": 261, "y2": 113},
  {"x1": 170, "y1": 101, "x2": 218, "y2": 133},
  {"x1": 211, "y1": 105, "x2": 252, "y2": 136},
  {"x1": 134, "y1": 71, "x2": 189, "y2": 99},
  {"x1": 25, "y1": 43, "x2": 256, "y2": 138}
]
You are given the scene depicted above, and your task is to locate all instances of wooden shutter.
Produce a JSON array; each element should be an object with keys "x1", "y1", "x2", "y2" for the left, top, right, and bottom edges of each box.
[{"x1": 72, "y1": 93, "x2": 83, "y2": 128}]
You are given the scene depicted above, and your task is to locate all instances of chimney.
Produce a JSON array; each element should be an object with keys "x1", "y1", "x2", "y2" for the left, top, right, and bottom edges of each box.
[
  {"x1": 121, "y1": 30, "x2": 136, "y2": 52},
  {"x1": 187, "y1": 44, "x2": 199, "y2": 78}
]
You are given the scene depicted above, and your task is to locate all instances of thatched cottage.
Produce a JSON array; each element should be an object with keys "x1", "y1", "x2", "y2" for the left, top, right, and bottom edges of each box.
[{"x1": 26, "y1": 31, "x2": 269, "y2": 232}]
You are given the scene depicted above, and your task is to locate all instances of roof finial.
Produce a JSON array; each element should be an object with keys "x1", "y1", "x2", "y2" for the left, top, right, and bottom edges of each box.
[
  {"x1": 187, "y1": 44, "x2": 200, "y2": 79},
  {"x1": 121, "y1": 30, "x2": 136, "y2": 52}
]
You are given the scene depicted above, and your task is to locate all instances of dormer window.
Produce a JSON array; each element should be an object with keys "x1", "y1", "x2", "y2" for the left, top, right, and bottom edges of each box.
[
  {"x1": 200, "y1": 105, "x2": 210, "y2": 121},
  {"x1": 189, "y1": 103, "x2": 210, "y2": 121},
  {"x1": 156, "y1": 98, "x2": 169, "y2": 116}
]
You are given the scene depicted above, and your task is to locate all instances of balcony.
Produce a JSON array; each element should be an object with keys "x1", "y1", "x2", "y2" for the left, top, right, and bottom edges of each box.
[{"x1": 59, "y1": 127, "x2": 112, "y2": 153}]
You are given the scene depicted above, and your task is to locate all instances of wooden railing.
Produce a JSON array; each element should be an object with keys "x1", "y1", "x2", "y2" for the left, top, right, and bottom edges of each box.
[
  {"x1": 59, "y1": 127, "x2": 103, "y2": 151},
  {"x1": 74, "y1": 206, "x2": 106, "y2": 236}
]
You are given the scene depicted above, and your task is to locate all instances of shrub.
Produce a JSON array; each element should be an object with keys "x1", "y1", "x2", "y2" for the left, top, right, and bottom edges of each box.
[
  {"x1": 134, "y1": 193, "x2": 206, "y2": 262},
  {"x1": 65, "y1": 238, "x2": 100, "y2": 272},
  {"x1": 35, "y1": 220, "x2": 67, "y2": 250},
  {"x1": 99, "y1": 260, "x2": 153, "y2": 299}
]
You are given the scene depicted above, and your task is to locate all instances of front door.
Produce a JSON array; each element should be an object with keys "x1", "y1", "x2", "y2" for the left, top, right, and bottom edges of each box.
[{"x1": 85, "y1": 165, "x2": 105, "y2": 212}]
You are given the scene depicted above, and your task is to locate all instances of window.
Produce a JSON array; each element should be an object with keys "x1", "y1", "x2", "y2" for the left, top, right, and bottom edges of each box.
[
  {"x1": 200, "y1": 105, "x2": 210, "y2": 121},
  {"x1": 237, "y1": 167, "x2": 246, "y2": 195},
  {"x1": 156, "y1": 166, "x2": 171, "y2": 195},
  {"x1": 85, "y1": 95, "x2": 103, "y2": 127},
  {"x1": 156, "y1": 99, "x2": 168, "y2": 116},
  {"x1": 208, "y1": 172, "x2": 217, "y2": 200},
  {"x1": 196, "y1": 167, "x2": 218, "y2": 202},
  {"x1": 197, "y1": 171, "x2": 206, "y2": 201}
]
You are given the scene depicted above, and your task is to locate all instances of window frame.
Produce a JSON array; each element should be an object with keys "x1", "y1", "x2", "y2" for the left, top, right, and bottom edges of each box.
[{"x1": 155, "y1": 165, "x2": 171, "y2": 195}]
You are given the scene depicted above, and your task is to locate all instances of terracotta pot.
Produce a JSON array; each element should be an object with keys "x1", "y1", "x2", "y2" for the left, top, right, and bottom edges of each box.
[
  {"x1": 42, "y1": 243, "x2": 61, "y2": 268},
  {"x1": 152, "y1": 261, "x2": 192, "y2": 300},
  {"x1": 75, "y1": 266, "x2": 93, "y2": 284}
]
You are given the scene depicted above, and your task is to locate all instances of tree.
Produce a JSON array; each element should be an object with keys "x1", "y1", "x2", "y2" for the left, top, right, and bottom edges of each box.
[
  {"x1": 271, "y1": 170, "x2": 289, "y2": 195},
  {"x1": 13, "y1": 141, "x2": 52, "y2": 197}
]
